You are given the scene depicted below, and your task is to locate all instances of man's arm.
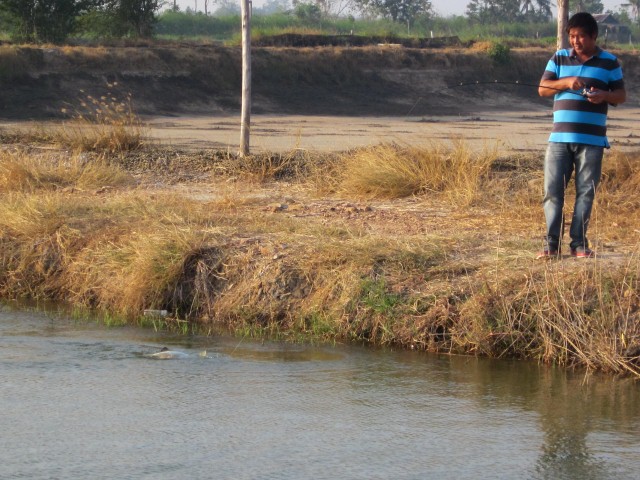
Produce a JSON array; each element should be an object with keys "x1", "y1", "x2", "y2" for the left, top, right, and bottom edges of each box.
[{"x1": 538, "y1": 76, "x2": 586, "y2": 97}]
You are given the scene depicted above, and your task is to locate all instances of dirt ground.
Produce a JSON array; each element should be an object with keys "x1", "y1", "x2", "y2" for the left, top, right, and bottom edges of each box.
[
  {"x1": 126, "y1": 106, "x2": 640, "y2": 268},
  {"x1": 1, "y1": 105, "x2": 638, "y2": 267},
  {"x1": 139, "y1": 107, "x2": 640, "y2": 154}
]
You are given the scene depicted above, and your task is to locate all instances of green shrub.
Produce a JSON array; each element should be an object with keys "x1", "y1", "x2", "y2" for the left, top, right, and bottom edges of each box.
[{"x1": 487, "y1": 41, "x2": 510, "y2": 65}]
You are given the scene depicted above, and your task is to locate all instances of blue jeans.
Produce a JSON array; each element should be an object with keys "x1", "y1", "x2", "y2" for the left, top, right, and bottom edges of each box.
[{"x1": 543, "y1": 142, "x2": 603, "y2": 251}]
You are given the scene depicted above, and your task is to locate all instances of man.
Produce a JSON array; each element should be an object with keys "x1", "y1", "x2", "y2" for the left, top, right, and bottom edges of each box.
[{"x1": 537, "y1": 12, "x2": 626, "y2": 259}]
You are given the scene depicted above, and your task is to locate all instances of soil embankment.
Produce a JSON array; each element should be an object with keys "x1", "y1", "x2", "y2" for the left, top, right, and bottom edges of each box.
[
  {"x1": 1, "y1": 42, "x2": 639, "y2": 377},
  {"x1": 3, "y1": 43, "x2": 637, "y2": 120}
]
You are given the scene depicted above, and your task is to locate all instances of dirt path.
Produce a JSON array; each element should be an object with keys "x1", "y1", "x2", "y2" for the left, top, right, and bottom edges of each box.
[{"x1": 142, "y1": 107, "x2": 640, "y2": 154}]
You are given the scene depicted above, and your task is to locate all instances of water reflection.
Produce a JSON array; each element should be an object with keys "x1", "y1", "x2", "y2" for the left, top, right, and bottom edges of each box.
[
  {"x1": 1, "y1": 307, "x2": 639, "y2": 480},
  {"x1": 392, "y1": 352, "x2": 640, "y2": 479}
]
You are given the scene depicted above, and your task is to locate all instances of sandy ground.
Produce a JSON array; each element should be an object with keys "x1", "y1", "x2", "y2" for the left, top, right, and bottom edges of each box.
[
  {"x1": 142, "y1": 107, "x2": 640, "y2": 154},
  {"x1": 135, "y1": 107, "x2": 640, "y2": 266}
]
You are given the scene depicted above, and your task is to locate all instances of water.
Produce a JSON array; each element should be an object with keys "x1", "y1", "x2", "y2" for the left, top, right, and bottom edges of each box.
[{"x1": 2, "y1": 307, "x2": 640, "y2": 480}]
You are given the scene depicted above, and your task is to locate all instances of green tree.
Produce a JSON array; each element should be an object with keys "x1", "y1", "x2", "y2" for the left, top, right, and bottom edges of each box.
[
  {"x1": 294, "y1": 2, "x2": 323, "y2": 21},
  {"x1": 520, "y1": 0, "x2": 551, "y2": 21},
  {"x1": 355, "y1": 0, "x2": 433, "y2": 26},
  {"x1": 105, "y1": 0, "x2": 160, "y2": 37},
  {"x1": 0, "y1": 0, "x2": 101, "y2": 42},
  {"x1": 466, "y1": 0, "x2": 520, "y2": 23},
  {"x1": 466, "y1": 0, "x2": 550, "y2": 23},
  {"x1": 573, "y1": 0, "x2": 604, "y2": 14}
]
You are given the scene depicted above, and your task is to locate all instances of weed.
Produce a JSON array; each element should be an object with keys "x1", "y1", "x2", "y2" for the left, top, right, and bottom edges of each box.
[
  {"x1": 487, "y1": 42, "x2": 511, "y2": 65},
  {"x1": 336, "y1": 141, "x2": 498, "y2": 204},
  {"x1": 0, "y1": 149, "x2": 135, "y2": 193},
  {"x1": 59, "y1": 83, "x2": 146, "y2": 153}
]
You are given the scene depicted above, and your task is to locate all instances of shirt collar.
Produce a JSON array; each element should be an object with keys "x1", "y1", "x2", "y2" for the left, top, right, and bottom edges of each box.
[{"x1": 569, "y1": 46, "x2": 602, "y2": 60}]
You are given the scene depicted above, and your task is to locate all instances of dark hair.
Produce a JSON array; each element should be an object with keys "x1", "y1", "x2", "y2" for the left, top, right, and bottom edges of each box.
[{"x1": 567, "y1": 12, "x2": 598, "y2": 38}]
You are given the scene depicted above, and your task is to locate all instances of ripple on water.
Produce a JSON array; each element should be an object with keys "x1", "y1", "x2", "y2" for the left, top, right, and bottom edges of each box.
[{"x1": 2, "y1": 311, "x2": 640, "y2": 480}]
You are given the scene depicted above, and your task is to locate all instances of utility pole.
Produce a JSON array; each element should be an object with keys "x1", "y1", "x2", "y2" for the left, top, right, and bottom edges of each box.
[
  {"x1": 239, "y1": 0, "x2": 251, "y2": 157},
  {"x1": 557, "y1": 0, "x2": 569, "y2": 50}
]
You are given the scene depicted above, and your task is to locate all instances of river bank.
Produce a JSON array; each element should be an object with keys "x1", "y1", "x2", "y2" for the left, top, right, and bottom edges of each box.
[
  {"x1": 0, "y1": 127, "x2": 639, "y2": 376},
  {"x1": 1, "y1": 43, "x2": 638, "y2": 120},
  {"x1": 1, "y1": 43, "x2": 639, "y2": 377}
]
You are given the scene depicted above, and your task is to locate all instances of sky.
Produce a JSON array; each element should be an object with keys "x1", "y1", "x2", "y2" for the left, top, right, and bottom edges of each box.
[{"x1": 168, "y1": 0, "x2": 628, "y2": 17}]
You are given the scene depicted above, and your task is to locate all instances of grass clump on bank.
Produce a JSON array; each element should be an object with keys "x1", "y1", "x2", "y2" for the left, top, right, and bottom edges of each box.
[
  {"x1": 0, "y1": 85, "x2": 145, "y2": 155},
  {"x1": 332, "y1": 141, "x2": 497, "y2": 203},
  {"x1": 59, "y1": 85, "x2": 146, "y2": 153},
  {"x1": 0, "y1": 140, "x2": 639, "y2": 378},
  {"x1": 0, "y1": 149, "x2": 135, "y2": 192}
]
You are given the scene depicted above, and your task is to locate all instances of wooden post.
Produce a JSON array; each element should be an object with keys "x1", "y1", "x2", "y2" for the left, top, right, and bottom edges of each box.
[
  {"x1": 239, "y1": 0, "x2": 251, "y2": 157},
  {"x1": 557, "y1": 0, "x2": 569, "y2": 50}
]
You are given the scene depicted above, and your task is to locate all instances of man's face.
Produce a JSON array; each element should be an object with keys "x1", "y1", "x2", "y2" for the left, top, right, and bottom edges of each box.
[{"x1": 569, "y1": 27, "x2": 597, "y2": 57}]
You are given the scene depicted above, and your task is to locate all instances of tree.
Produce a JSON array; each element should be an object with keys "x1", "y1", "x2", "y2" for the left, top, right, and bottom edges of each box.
[
  {"x1": 294, "y1": 1, "x2": 323, "y2": 21},
  {"x1": 0, "y1": 0, "x2": 101, "y2": 42},
  {"x1": 520, "y1": 0, "x2": 551, "y2": 21},
  {"x1": 573, "y1": 0, "x2": 604, "y2": 14},
  {"x1": 105, "y1": 0, "x2": 160, "y2": 37},
  {"x1": 322, "y1": 0, "x2": 355, "y2": 15},
  {"x1": 254, "y1": 0, "x2": 290, "y2": 15},
  {"x1": 466, "y1": 0, "x2": 520, "y2": 23},
  {"x1": 213, "y1": 0, "x2": 240, "y2": 15},
  {"x1": 355, "y1": 0, "x2": 433, "y2": 26},
  {"x1": 621, "y1": 0, "x2": 640, "y2": 23},
  {"x1": 466, "y1": 0, "x2": 550, "y2": 23}
]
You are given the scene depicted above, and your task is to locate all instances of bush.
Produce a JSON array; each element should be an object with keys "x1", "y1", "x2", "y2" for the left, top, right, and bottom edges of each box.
[{"x1": 487, "y1": 41, "x2": 510, "y2": 65}]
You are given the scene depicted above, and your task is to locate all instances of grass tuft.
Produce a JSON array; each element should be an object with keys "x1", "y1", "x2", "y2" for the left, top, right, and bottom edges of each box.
[
  {"x1": 335, "y1": 141, "x2": 498, "y2": 203},
  {"x1": 0, "y1": 149, "x2": 135, "y2": 192},
  {"x1": 59, "y1": 84, "x2": 146, "y2": 153}
]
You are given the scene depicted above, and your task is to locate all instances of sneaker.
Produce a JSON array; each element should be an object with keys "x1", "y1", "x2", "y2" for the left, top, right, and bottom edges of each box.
[
  {"x1": 571, "y1": 247, "x2": 595, "y2": 258},
  {"x1": 536, "y1": 248, "x2": 560, "y2": 260}
]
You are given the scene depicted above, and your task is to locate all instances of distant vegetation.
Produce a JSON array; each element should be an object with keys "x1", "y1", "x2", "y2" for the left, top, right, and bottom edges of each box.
[
  {"x1": 1, "y1": 0, "x2": 639, "y2": 46},
  {"x1": 155, "y1": 10, "x2": 561, "y2": 45}
]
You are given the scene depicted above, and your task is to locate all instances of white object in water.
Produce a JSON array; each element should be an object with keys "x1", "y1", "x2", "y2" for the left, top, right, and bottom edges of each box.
[
  {"x1": 143, "y1": 309, "x2": 169, "y2": 318},
  {"x1": 145, "y1": 347, "x2": 208, "y2": 360},
  {"x1": 146, "y1": 347, "x2": 189, "y2": 359}
]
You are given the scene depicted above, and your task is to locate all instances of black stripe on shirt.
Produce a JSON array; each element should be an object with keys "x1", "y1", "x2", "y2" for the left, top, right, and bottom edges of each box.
[
  {"x1": 554, "y1": 99, "x2": 608, "y2": 114},
  {"x1": 554, "y1": 54, "x2": 621, "y2": 71},
  {"x1": 552, "y1": 122, "x2": 607, "y2": 136}
]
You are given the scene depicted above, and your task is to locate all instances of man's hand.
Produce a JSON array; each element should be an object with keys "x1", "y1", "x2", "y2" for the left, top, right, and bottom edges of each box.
[
  {"x1": 584, "y1": 87, "x2": 606, "y2": 104},
  {"x1": 585, "y1": 87, "x2": 626, "y2": 106},
  {"x1": 538, "y1": 76, "x2": 585, "y2": 97}
]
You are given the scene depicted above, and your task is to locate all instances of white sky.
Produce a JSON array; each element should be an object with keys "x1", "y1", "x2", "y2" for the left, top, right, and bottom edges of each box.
[{"x1": 168, "y1": 0, "x2": 629, "y2": 17}]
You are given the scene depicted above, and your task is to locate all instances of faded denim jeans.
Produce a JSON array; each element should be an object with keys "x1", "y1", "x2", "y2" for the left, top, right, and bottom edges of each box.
[{"x1": 543, "y1": 142, "x2": 604, "y2": 251}]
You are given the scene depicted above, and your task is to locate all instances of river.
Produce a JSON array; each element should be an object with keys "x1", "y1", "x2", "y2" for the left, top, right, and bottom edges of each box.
[{"x1": 2, "y1": 305, "x2": 639, "y2": 480}]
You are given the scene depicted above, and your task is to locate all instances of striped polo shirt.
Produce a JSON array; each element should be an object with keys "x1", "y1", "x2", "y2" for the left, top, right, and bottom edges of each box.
[{"x1": 541, "y1": 47, "x2": 624, "y2": 148}]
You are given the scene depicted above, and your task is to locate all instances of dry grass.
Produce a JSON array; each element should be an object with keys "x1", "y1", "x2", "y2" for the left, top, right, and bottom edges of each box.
[
  {"x1": 0, "y1": 141, "x2": 639, "y2": 377},
  {"x1": 0, "y1": 84, "x2": 146, "y2": 154},
  {"x1": 453, "y1": 256, "x2": 640, "y2": 368},
  {"x1": 58, "y1": 84, "x2": 146, "y2": 153},
  {"x1": 333, "y1": 141, "x2": 498, "y2": 204},
  {"x1": 0, "y1": 149, "x2": 135, "y2": 192}
]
